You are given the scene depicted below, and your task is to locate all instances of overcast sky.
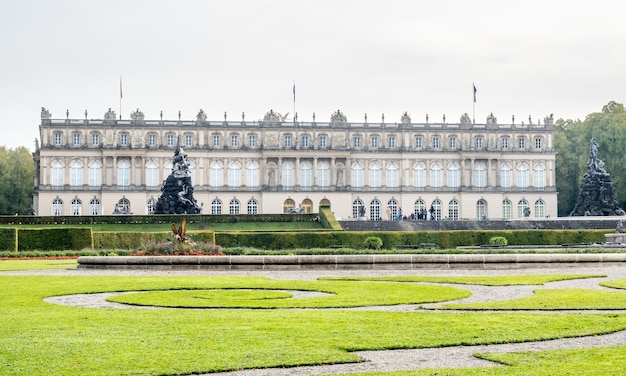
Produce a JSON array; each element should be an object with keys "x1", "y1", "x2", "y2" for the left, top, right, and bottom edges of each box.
[{"x1": 1, "y1": 0, "x2": 625, "y2": 150}]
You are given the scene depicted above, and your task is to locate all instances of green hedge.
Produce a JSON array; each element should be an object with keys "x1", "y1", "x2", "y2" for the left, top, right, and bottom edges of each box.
[
  {"x1": 318, "y1": 206, "x2": 343, "y2": 230},
  {"x1": 92, "y1": 231, "x2": 216, "y2": 249},
  {"x1": 17, "y1": 228, "x2": 93, "y2": 251},
  {"x1": 0, "y1": 214, "x2": 319, "y2": 225},
  {"x1": 0, "y1": 228, "x2": 17, "y2": 251}
]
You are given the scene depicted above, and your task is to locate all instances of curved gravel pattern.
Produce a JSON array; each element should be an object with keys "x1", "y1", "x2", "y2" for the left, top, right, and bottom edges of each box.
[{"x1": 6, "y1": 264, "x2": 626, "y2": 374}]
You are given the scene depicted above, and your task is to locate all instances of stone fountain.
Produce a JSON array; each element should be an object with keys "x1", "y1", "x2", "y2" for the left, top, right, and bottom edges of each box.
[{"x1": 154, "y1": 144, "x2": 202, "y2": 214}]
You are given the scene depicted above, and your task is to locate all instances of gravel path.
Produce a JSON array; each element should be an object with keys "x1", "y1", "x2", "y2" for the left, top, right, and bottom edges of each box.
[{"x1": 7, "y1": 264, "x2": 626, "y2": 374}]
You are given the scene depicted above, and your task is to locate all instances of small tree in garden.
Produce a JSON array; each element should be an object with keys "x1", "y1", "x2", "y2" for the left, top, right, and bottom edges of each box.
[
  {"x1": 363, "y1": 236, "x2": 383, "y2": 250},
  {"x1": 489, "y1": 236, "x2": 508, "y2": 245}
]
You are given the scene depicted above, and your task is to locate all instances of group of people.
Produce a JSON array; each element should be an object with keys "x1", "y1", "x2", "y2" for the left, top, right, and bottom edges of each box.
[{"x1": 390, "y1": 206, "x2": 436, "y2": 221}]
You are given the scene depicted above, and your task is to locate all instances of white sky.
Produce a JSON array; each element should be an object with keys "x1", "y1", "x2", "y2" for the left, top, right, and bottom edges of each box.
[{"x1": 1, "y1": 0, "x2": 625, "y2": 150}]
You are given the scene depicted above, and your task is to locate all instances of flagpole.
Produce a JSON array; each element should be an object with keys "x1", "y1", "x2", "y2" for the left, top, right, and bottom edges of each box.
[
  {"x1": 293, "y1": 79, "x2": 296, "y2": 123},
  {"x1": 472, "y1": 83, "x2": 476, "y2": 124},
  {"x1": 119, "y1": 76, "x2": 123, "y2": 120}
]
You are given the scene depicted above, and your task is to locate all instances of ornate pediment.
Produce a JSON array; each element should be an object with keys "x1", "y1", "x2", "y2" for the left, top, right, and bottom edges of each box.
[
  {"x1": 263, "y1": 110, "x2": 289, "y2": 123},
  {"x1": 330, "y1": 109, "x2": 347, "y2": 123}
]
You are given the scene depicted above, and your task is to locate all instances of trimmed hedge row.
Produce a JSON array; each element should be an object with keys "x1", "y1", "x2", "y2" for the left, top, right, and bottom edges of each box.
[
  {"x1": 318, "y1": 206, "x2": 343, "y2": 230},
  {"x1": 92, "y1": 231, "x2": 216, "y2": 250},
  {"x1": 0, "y1": 228, "x2": 17, "y2": 251},
  {"x1": 17, "y1": 228, "x2": 93, "y2": 251}
]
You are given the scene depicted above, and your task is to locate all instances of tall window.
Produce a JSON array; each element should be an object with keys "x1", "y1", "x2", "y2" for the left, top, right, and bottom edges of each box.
[
  {"x1": 474, "y1": 162, "x2": 486, "y2": 188},
  {"x1": 246, "y1": 161, "x2": 259, "y2": 188},
  {"x1": 52, "y1": 198, "x2": 63, "y2": 215},
  {"x1": 72, "y1": 133, "x2": 81, "y2": 146},
  {"x1": 533, "y1": 163, "x2": 546, "y2": 189},
  {"x1": 447, "y1": 162, "x2": 459, "y2": 188},
  {"x1": 414, "y1": 162, "x2": 425, "y2": 188},
  {"x1": 502, "y1": 137, "x2": 510, "y2": 150},
  {"x1": 518, "y1": 199, "x2": 529, "y2": 218},
  {"x1": 300, "y1": 161, "x2": 312, "y2": 188},
  {"x1": 369, "y1": 199, "x2": 381, "y2": 221},
  {"x1": 415, "y1": 136, "x2": 423, "y2": 149},
  {"x1": 166, "y1": 134, "x2": 175, "y2": 147},
  {"x1": 89, "y1": 198, "x2": 101, "y2": 215},
  {"x1": 282, "y1": 161, "x2": 295, "y2": 188},
  {"x1": 432, "y1": 199, "x2": 442, "y2": 220},
  {"x1": 51, "y1": 160, "x2": 64, "y2": 187},
  {"x1": 370, "y1": 136, "x2": 379, "y2": 148},
  {"x1": 387, "y1": 199, "x2": 399, "y2": 220},
  {"x1": 502, "y1": 199, "x2": 512, "y2": 220},
  {"x1": 70, "y1": 160, "x2": 83, "y2": 187},
  {"x1": 229, "y1": 199, "x2": 240, "y2": 214},
  {"x1": 535, "y1": 199, "x2": 545, "y2": 218},
  {"x1": 147, "y1": 198, "x2": 157, "y2": 215},
  {"x1": 247, "y1": 198, "x2": 258, "y2": 214},
  {"x1": 430, "y1": 162, "x2": 442, "y2": 188},
  {"x1": 449, "y1": 136, "x2": 457, "y2": 149},
  {"x1": 71, "y1": 198, "x2": 82, "y2": 215},
  {"x1": 248, "y1": 134, "x2": 257, "y2": 147},
  {"x1": 210, "y1": 161, "x2": 223, "y2": 188},
  {"x1": 54, "y1": 132, "x2": 62, "y2": 145},
  {"x1": 117, "y1": 160, "x2": 131, "y2": 187},
  {"x1": 318, "y1": 161, "x2": 330, "y2": 188},
  {"x1": 351, "y1": 162, "x2": 364, "y2": 188},
  {"x1": 500, "y1": 163, "x2": 512, "y2": 188},
  {"x1": 448, "y1": 199, "x2": 459, "y2": 220},
  {"x1": 535, "y1": 137, "x2": 543, "y2": 149},
  {"x1": 301, "y1": 135, "x2": 309, "y2": 148},
  {"x1": 91, "y1": 133, "x2": 100, "y2": 146},
  {"x1": 284, "y1": 134, "x2": 292, "y2": 147},
  {"x1": 211, "y1": 199, "x2": 222, "y2": 214},
  {"x1": 476, "y1": 199, "x2": 487, "y2": 220},
  {"x1": 369, "y1": 162, "x2": 381, "y2": 188},
  {"x1": 145, "y1": 161, "x2": 159, "y2": 188},
  {"x1": 432, "y1": 136, "x2": 440, "y2": 149},
  {"x1": 475, "y1": 136, "x2": 484, "y2": 150},
  {"x1": 352, "y1": 199, "x2": 364, "y2": 218},
  {"x1": 185, "y1": 134, "x2": 193, "y2": 147},
  {"x1": 386, "y1": 163, "x2": 399, "y2": 188},
  {"x1": 117, "y1": 198, "x2": 130, "y2": 213},
  {"x1": 88, "y1": 160, "x2": 101, "y2": 187},
  {"x1": 213, "y1": 134, "x2": 221, "y2": 147},
  {"x1": 228, "y1": 161, "x2": 241, "y2": 188},
  {"x1": 319, "y1": 135, "x2": 327, "y2": 148},
  {"x1": 518, "y1": 137, "x2": 526, "y2": 149},
  {"x1": 230, "y1": 134, "x2": 239, "y2": 147},
  {"x1": 388, "y1": 136, "x2": 396, "y2": 148},
  {"x1": 414, "y1": 199, "x2": 425, "y2": 216},
  {"x1": 353, "y1": 135, "x2": 362, "y2": 148},
  {"x1": 120, "y1": 133, "x2": 128, "y2": 147},
  {"x1": 517, "y1": 163, "x2": 528, "y2": 189},
  {"x1": 148, "y1": 134, "x2": 157, "y2": 147}
]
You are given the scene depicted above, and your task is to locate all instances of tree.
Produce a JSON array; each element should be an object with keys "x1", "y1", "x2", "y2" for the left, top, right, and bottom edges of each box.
[{"x1": 0, "y1": 146, "x2": 35, "y2": 215}]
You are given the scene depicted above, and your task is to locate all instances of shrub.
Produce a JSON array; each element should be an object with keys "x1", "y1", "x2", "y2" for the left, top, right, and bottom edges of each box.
[
  {"x1": 489, "y1": 236, "x2": 508, "y2": 245},
  {"x1": 363, "y1": 236, "x2": 383, "y2": 250}
]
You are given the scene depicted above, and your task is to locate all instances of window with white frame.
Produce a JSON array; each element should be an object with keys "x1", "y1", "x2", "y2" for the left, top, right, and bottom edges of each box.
[
  {"x1": 535, "y1": 137, "x2": 542, "y2": 149},
  {"x1": 415, "y1": 136, "x2": 423, "y2": 149},
  {"x1": 229, "y1": 199, "x2": 240, "y2": 214},
  {"x1": 300, "y1": 161, "x2": 312, "y2": 188},
  {"x1": 388, "y1": 135, "x2": 396, "y2": 148},
  {"x1": 502, "y1": 137, "x2": 510, "y2": 149},
  {"x1": 247, "y1": 198, "x2": 258, "y2": 214},
  {"x1": 476, "y1": 199, "x2": 487, "y2": 220},
  {"x1": 117, "y1": 198, "x2": 131, "y2": 213},
  {"x1": 73, "y1": 133, "x2": 81, "y2": 146},
  {"x1": 432, "y1": 136, "x2": 440, "y2": 149},
  {"x1": 71, "y1": 198, "x2": 82, "y2": 215},
  {"x1": 147, "y1": 198, "x2": 157, "y2": 215},
  {"x1": 449, "y1": 136, "x2": 457, "y2": 149},
  {"x1": 89, "y1": 198, "x2": 101, "y2": 215},
  {"x1": 500, "y1": 163, "x2": 512, "y2": 188},
  {"x1": 430, "y1": 162, "x2": 442, "y2": 188},
  {"x1": 228, "y1": 161, "x2": 241, "y2": 187},
  {"x1": 414, "y1": 199, "x2": 426, "y2": 216},
  {"x1": 211, "y1": 199, "x2": 222, "y2": 214},
  {"x1": 284, "y1": 134, "x2": 292, "y2": 147},
  {"x1": 54, "y1": 132, "x2": 62, "y2": 145},
  {"x1": 117, "y1": 160, "x2": 131, "y2": 187},
  {"x1": 386, "y1": 162, "x2": 399, "y2": 188},
  {"x1": 319, "y1": 135, "x2": 327, "y2": 148},
  {"x1": 148, "y1": 134, "x2": 157, "y2": 147},
  {"x1": 535, "y1": 199, "x2": 545, "y2": 218},
  {"x1": 473, "y1": 162, "x2": 486, "y2": 188},
  {"x1": 518, "y1": 137, "x2": 526, "y2": 149},
  {"x1": 517, "y1": 163, "x2": 528, "y2": 188},
  {"x1": 51, "y1": 160, "x2": 64, "y2": 187},
  {"x1": 413, "y1": 162, "x2": 425, "y2": 188},
  {"x1": 120, "y1": 133, "x2": 128, "y2": 147},
  {"x1": 353, "y1": 135, "x2": 362, "y2": 148},
  {"x1": 370, "y1": 136, "x2": 379, "y2": 148},
  {"x1": 91, "y1": 133, "x2": 100, "y2": 146},
  {"x1": 517, "y1": 199, "x2": 529, "y2": 218},
  {"x1": 369, "y1": 199, "x2": 381, "y2": 221},
  {"x1": 246, "y1": 161, "x2": 259, "y2": 188},
  {"x1": 213, "y1": 134, "x2": 221, "y2": 147},
  {"x1": 352, "y1": 199, "x2": 364, "y2": 218},
  {"x1": 533, "y1": 163, "x2": 545, "y2": 188},
  {"x1": 448, "y1": 199, "x2": 459, "y2": 220},
  {"x1": 351, "y1": 161, "x2": 364, "y2": 188},
  {"x1": 185, "y1": 134, "x2": 193, "y2": 147},
  {"x1": 318, "y1": 161, "x2": 330, "y2": 188},
  {"x1": 230, "y1": 134, "x2": 239, "y2": 147},
  {"x1": 447, "y1": 162, "x2": 460, "y2": 188},
  {"x1": 88, "y1": 160, "x2": 101, "y2": 187},
  {"x1": 369, "y1": 162, "x2": 381, "y2": 188},
  {"x1": 282, "y1": 161, "x2": 295, "y2": 188},
  {"x1": 166, "y1": 134, "x2": 175, "y2": 147},
  {"x1": 432, "y1": 199, "x2": 442, "y2": 220},
  {"x1": 301, "y1": 135, "x2": 309, "y2": 148},
  {"x1": 70, "y1": 160, "x2": 83, "y2": 187},
  {"x1": 502, "y1": 199, "x2": 512, "y2": 220},
  {"x1": 145, "y1": 161, "x2": 159, "y2": 188},
  {"x1": 210, "y1": 161, "x2": 223, "y2": 187},
  {"x1": 475, "y1": 136, "x2": 484, "y2": 150},
  {"x1": 52, "y1": 198, "x2": 63, "y2": 215},
  {"x1": 248, "y1": 134, "x2": 257, "y2": 147}
]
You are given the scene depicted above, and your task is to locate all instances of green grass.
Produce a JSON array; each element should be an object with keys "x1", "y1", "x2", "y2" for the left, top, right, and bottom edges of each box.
[
  {"x1": 338, "y1": 346, "x2": 626, "y2": 375},
  {"x1": 0, "y1": 259, "x2": 78, "y2": 271},
  {"x1": 442, "y1": 289, "x2": 626, "y2": 310},
  {"x1": 2, "y1": 275, "x2": 626, "y2": 375},
  {"x1": 322, "y1": 274, "x2": 605, "y2": 286}
]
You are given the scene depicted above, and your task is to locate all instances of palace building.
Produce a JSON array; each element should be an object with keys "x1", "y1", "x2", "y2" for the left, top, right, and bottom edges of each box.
[{"x1": 33, "y1": 107, "x2": 558, "y2": 220}]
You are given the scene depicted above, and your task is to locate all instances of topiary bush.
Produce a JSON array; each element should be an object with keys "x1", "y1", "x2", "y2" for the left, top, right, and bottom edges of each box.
[
  {"x1": 489, "y1": 236, "x2": 508, "y2": 245},
  {"x1": 363, "y1": 236, "x2": 383, "y2": 250}
]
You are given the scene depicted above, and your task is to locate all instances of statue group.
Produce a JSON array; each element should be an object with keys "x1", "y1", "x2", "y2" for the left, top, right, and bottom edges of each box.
[
  {"x1": 154, "y1": 144, "x2": 202, "y2": 214},
  {"x1": 570, "y1": 138, "x2": 625, "y2": 216}
]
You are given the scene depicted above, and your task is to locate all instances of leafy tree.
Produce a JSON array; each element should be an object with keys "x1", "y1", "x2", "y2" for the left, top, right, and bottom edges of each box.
[{"x1": 0, "y1": 146, "x2": 34, "y2": 215}]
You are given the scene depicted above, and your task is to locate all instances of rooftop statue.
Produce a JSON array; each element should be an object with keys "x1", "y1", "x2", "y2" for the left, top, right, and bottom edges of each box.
[{"x1": 570, "y1": 137, "x2": 625, "y2": 216}]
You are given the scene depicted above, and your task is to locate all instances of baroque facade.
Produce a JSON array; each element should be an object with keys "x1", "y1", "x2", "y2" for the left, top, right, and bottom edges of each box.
[{"x1": 33, "y1": 107, "x2": 558, "y2": 220}]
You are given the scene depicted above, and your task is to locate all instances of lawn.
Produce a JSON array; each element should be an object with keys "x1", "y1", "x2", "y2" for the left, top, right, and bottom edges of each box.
[
  {"x1": 1, "y1": 274, "x2": 626, "y2": 375},
  {"x1": 0, "y1": 259, "x2": 78, "y2": 271}
]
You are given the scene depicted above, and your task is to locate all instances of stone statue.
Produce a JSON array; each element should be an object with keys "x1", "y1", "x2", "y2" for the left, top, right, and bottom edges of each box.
[
  {"x1": 154, "y1": 143, "x2": 202, "y2": 214},
  {"x1": 40, "y1": 107, "x2": 51, "y2": 119},
  {"x1": 197, "y1": 109, "x2": 207, "y2": 122},
  {"x1": 570, "y1": 137, "x2": 625, "y2": 216},
  {"x1": 486, "y1": 112, "x2": 497, "y2": 124},
  {"x1": 401, "y1": 111, "x2": 411, "y2": 124},
  {"x1": 104, "y1": 108, "x2": 116, "y2": 121},
  {"x1": 460, "y1": 113, "x2": 471, "y2": 124},
  {"x1": 330, "y1": 110, "x2": 347, "y2": 123},
  {"x1": 130, "y1": 108, "x2": 145, "y2": 122}
]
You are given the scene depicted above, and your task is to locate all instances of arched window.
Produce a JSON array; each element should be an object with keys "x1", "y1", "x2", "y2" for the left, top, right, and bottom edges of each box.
[
  {"x1": 387, "y1": 199, "x2": 399, "y2": 220},
  {"x1": 89, "y1": 198, "x2": 101, "y2": 215},
  {"x1": 413, "y1": 162, "x2": 425, "y2": 188},
  {"x1": 163, "y1": 161, "x2": 173, "y2": 181},
  {"x1": 430, "y1": 162, "x2": 442, "y2": 188},
  {"x1": 247, "y1": 198, "x2": 258, "y2": 214},
  {"x1": 533, "y1": 163, "x2": 546, "y2": 189},
  {"x1": 300, "y1": 161, "x2": 312, "y2": 188},
  {"x1": 88, "y1": 160, "x2": 102, "y2": 187},
  {"x1": 386, "y1": 162, "x2": 399, "y2": 188},
  {"x1": 229, "y1": 199, "x2": 240, "y2": 214},
  {"x1": 318, "y1": 161, "x2": 330, "y2": 188},
  {"x1": 145, "y1": 161, "x2": 159, "y2": 188},
  {"x1": 319, "y1": 198, "x2": 331, "y2": 207},
  {"x1": 51, "y1": 160, "x2": 64, "y2": 187},
  {"x1": 369, "y1": 199, "x2": 381, "y2": 221},
  {"x1": 353, "y1": 199, "x2": 364, "y2": 218},
  {"x1": 535, "y1": 199, "x2": 545, "y2": 218},
  {"x1": 246, "y1": 161, "x2": 259, "y2": 188},
  {"x1": 369, "y1": 162, "x2": 381, "y2": 188},
  {"x1": 70, "y1": 160, "x2": 83, "y2": 187},
  {"x1": 52, "y1": 198, "x2": 63, "y2": 215},
  {"x1": 117, "y1": 160, "x2": 130, "y2": 187},
  {"x1": 500, "y1": 163, "x2": 512, "y2": 188},
  {"x1": 517, "y1": 163, "x2": 528, "y2": 189},
  {"x1": 147, "y1": 198, "x2": 157, "y2": 214},
  {"x1": 282, "y1": 161, "x2": 295, "y2": 188},
  {"x1": 476, "y1": 199, "x2": 487, "y2": 220},
  {"x1": 210, "y1": 161, "x2": 223, "y2": 188},
  {"x1": 447, "y1": 162, "x2": 460, "y2": 189},
  {"x1": 71, "y1": 198, "x2": 82, "y2": 215},
  {"x1": 448, "y1": 199, "x2": 459, "y2": 220},
  {"x1": 351, "y1": 161, "x2": 364, "y2": 188},
  {"x1": 117, "y1": 198, "x2": 131, "y2": 213},
  {"x1": 414, "y1": 199, "x2": 426, "y2": 218},
  {"x1": 474, "y1": 162, "x2": 486, "y2": 188},
  {"x1": 518, "y1": 199, "x2": 529, "y2": 218},
  {"x1": 283, "y1": 198, "x2": 296, "y2": 213},
  {"x1": 228, "y1": 161, "x2": 241, "y2": 188},
  {"x1": 432, "y1": 199, "x2": 442, "y2": 220},
  {"x1": 211, "y1": 199, "x2": 222, "y2": 214},
  {"x1": 301, "y1": 198, "x2": 313, "y2": 213},
  {"x1": 502, "y1": 199, "x2": 512, "y2": 220}
]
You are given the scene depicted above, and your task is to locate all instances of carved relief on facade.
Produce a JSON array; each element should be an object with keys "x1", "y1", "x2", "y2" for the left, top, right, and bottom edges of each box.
[
  {"x1": 105, "y1": 130, "x2": 115, "y2": 145},
  {"x1": 132, "y1": 130, "x2": 144, "y2": 147},
  {"x1": 332, "y1": 134, "x2": 345, "y2": 148},
  {"x1": 264, "y1": 132, "x2": 278, "y2": 147}
]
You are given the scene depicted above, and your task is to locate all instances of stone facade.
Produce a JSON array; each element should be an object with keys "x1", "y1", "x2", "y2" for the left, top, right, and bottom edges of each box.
[{"x1": 33, "y1": 108, "x2": 558, "y2": 219}]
